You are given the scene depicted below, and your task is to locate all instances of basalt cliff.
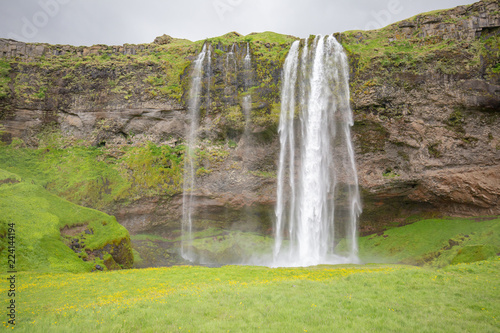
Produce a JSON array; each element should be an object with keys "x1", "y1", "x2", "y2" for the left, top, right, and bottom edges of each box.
[{"x1": 0, "y1": 0, "x2": 499, "y2": 245}]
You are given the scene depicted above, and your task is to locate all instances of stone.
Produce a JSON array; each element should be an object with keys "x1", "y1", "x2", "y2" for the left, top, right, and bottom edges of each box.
[{"x1": 153, "y1": 34, "x2": 174, "y2": 45}]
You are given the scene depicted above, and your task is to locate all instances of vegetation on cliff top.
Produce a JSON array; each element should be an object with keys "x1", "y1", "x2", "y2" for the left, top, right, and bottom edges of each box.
[
  {"x1": 2, "y1": 1, "x2": 498, "y2": 139},
  {"x1": 340, "y1": 2, "x2": 500, "y2": 104},
  {"x1": 3, "y1": 31, "x2": 296, "y2": 112}
]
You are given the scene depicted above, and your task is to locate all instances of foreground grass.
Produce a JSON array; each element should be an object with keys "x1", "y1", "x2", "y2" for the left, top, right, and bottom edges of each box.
[
  {"x1": 356, "y1": 217, "x2": 500, "y2": 267},
  {"x1": 2, "y1": 260, "x2": 499, "y2": 332}
]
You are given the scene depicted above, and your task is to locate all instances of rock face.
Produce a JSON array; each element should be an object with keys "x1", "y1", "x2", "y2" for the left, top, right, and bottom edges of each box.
[
  {"x1": 0, "y1": 1, "x2": 499, "y2": 237},
  {"x1": 0, "y1": 39, "x2": 149, "y2": 59},
  {"x1": 396, "y1": 0, "x2": 500, "y2": 41},
  {"x1": 343, "y1": 0, "x2": 500, "y2": 230}
]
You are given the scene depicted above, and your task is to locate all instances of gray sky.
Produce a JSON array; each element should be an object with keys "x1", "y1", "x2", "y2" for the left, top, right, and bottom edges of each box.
[{"x1": 0, "y1": 0, "x2": 475, "y2": 46}]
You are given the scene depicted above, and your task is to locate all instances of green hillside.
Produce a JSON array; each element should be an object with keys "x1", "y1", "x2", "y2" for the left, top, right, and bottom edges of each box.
[
  {"x1": 0, "y1": 169, "x2": 133, "y2": 273},
  {"x1": 355, "y1": 217, "x2": 500, "y2": 266}
]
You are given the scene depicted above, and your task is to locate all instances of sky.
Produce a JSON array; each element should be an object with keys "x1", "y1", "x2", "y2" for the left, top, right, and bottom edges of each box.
[{"x1": 0, "y1": 0, "x2": 475, "y2": 46}]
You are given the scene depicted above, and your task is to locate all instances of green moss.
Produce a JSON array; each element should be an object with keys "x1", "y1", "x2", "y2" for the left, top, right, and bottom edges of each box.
[
  {"x1": 0, "y1": 140, "x2": 187, "y2": 209},
  {"x1": 382, "y1": 168, "x2": 400, "y2": 178},
  {"x1": 143, "y1": 75, "x2": 166, "y2": 87},
  {"x1": 0, "y1": 59, "x2": 11, "y2": 99},
  {"x1": 451, "y1": 245, "x2": 498, "y2": 265},
  {"x1": 446, "y1": 109, "x2": 465, "y2": 133},
  {"x1": 121, "y1": 141, "x2": 185, "y2": 197},
  {"x1": 427, "y1": 141, "x2": 442, "y2": 158},
  {"x1": 352, "y1": 120, "x2": 389, "y2": 153},
  {"x1": 491, "y1": 62, "x2": 500, "y2": 74},
  {"x1": 225, "y1": 105, "x2": 245, "y2": 131},
  {"x1": 340, "y1": 5, "x2": 493, "y2": 84}
]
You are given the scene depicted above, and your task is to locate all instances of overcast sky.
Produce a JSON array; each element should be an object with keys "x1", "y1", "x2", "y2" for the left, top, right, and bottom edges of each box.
[{"x1": 0, "y1": 0, "x2": 475, "y2": 46}]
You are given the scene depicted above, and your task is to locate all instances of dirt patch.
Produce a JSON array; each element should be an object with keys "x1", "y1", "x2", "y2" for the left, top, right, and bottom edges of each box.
[
  {"x1": 0, "y1": 178, "x2": 20, "y2": 185},
  {"x1": 60, "y1": 223, "x2": 89, "y2": 237},
  {"x1": 471, "y1": 217, "x2": 498, "y2": 223}
]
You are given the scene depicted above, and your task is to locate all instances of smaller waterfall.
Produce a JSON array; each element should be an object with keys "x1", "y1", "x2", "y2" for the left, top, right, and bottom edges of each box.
[
  {"x1": 181, "y1": 44, "x2": 210, "y2": 261},
  {"x1": 225, "y1": 44, "x2": 236, "y2": 83},
  {"x1": 242, "y1": 43, "x2": 252, "y2": 140},
  {"x1": 206, "y1": 44, "x2": 213, "y2": 112},
  {"x1": 224, "y1": 43, "x2": 237, "y2": 107}
]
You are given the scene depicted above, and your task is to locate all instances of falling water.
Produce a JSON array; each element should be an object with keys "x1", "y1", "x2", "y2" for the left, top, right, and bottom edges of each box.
[
  {"x1": 181, "y1": 44, "x2": 209, "y2": 261},
  {"x1": 205, "y1": 44, "x2": 213, "y2": 112},
  {"x1": 273, "y1": 35, "x2": 362, "y2": 267},
  {"x1": 225, "y1": 43, "x2": 236, "y2": 83},
  {"x1": 242, "y1": 43, "x2": 252, "y2": 139}
]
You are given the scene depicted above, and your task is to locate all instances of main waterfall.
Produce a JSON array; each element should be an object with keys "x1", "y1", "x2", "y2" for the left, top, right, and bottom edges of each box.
[{"x1": 273, "y1": 35, "x2": 362, "y2": 267}]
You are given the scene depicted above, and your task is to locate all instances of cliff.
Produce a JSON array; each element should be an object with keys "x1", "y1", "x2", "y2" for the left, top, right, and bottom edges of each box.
[{"x1": 0, "y1": 0, "x2": 499, "y2": 240}]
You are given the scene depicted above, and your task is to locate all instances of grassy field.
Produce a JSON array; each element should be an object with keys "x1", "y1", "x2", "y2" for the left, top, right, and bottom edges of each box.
[{"x1": 2, "y1": 259, "x2": 499, "y2": 332}]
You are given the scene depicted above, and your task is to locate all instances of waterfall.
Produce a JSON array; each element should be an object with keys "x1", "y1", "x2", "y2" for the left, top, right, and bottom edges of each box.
[
  {"x1": 205, "y1": 44, "x2": 213, "y2": 111},
  {"x1": 181, "y1": 43, "x2": 209, "y2": 261},
  {"x1": 225, "y1": 43, "x2": 236, "y2": 84},
  {"x1": 242, "y1": 43, "x2": 252, "y2": 142},
  {"x1": 273, "y1": 35, "x2": 362, "y2": 267}
]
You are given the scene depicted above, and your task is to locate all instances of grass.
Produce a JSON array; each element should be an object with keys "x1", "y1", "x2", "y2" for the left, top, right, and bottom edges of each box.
[
  {"x1": 2, "y1": 259, "x2": 499, "y2": 332},
  {"x1": 355, "y1": 217, "x2": 500, "y2": 267},
  {"x1": 0, "y1": 168, "x2": 131, "y2": 273},
  {"x1": 0, "y1": 143, "x2": 131, "y2": 209},
  {"x1": 130, "y1": 215, "x2": 500, "y2": 268},
  {"x1": 188, "y1": 230, "x2": 275, "y2": 265},
  {"x1": 131, "y1": 229, "x2": 276, "y2": 267}
]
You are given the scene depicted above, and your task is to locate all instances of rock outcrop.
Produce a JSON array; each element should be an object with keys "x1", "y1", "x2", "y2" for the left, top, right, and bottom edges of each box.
[{"x1": 342, "y1": 0, "x2": 500, "y2": 231}]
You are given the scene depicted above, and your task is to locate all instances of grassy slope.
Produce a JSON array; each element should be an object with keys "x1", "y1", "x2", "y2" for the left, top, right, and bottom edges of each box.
[
  {"x1": 2, "y1": 260, "x2": 498, "y2": 332},
  {"x1": 356, "y1": 217, "x2": 500, "y2": 266},
  {"x1": 0, "y1": 139, "x2": 186, "y2": 210},
  {"x1": 0, "y1": 169, "x2": 130, "y2": 273}
]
